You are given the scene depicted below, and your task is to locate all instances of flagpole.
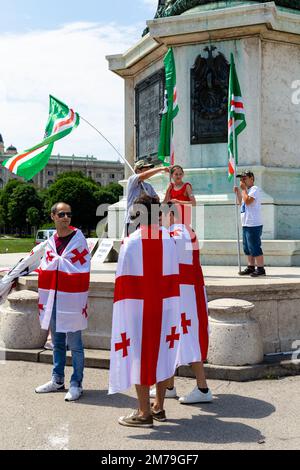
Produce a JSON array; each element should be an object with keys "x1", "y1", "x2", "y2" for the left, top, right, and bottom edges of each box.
[
  {"x1": 80, "y1": 116, "x2": 135, "y2": 175},
  {"x1": 233, "y1": 116, "x2": 242, "y2": 274}
]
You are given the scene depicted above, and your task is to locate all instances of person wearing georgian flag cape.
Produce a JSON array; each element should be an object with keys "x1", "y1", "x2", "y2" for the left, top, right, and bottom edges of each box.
[
  {"x1": 0, "y1": 202, "x2": 91, "y2": 402},
  {"x1": 109, "y1": 195, "x2": 181, "y2": 428},
  {"x1": 37, "y1": 202, "x2": 90, "y2": 401},
  {"x1": 151, "y1": 205, "x2": 212, "y2": 408}
]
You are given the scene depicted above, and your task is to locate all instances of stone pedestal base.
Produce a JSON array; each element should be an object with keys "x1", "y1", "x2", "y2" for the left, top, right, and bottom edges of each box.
[
  {"x1": 0, "y1": 290, "x2": 47, "y2": 349},
  {"x1": 208, "y1": 298, "x2": 264, "y2": 366}
]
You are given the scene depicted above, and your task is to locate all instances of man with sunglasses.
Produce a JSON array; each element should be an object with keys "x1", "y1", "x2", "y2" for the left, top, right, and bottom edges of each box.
[{"x1": 35, "y1": 202, "x2": 91, "y2": 401}]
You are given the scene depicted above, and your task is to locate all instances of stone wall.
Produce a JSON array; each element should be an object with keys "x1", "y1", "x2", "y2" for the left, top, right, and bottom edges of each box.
[{"x1": 8, "y1": 275, "x2": 300, "y2": 356}]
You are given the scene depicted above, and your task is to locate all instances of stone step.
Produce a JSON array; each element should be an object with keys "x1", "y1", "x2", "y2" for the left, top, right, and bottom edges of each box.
[{"x1": 1, "y1": 348, "x2": 299, "y2": 382}]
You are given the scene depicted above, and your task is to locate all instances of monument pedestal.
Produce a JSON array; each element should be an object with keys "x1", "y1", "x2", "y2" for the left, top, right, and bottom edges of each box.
[{"x1": 106, "y1": 1, "x2": 300, "y2": 265}]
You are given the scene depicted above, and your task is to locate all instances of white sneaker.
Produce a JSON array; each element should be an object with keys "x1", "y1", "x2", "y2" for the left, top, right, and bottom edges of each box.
[
  {"x1": 149, "y1": 386, "x2": 177, "y2": 399},
  {"x1": 179, "y1": 387, "x2": 212, "y2": 404},
  {"x1": 35, "y1": 379, "x2": 65, "y2": 394},
  {"x1": 44, "y1": 340, "x2": 53, "y2": 350},
  {"x1": 64, "y1": 386, "x2": 83, "y2": 402}
]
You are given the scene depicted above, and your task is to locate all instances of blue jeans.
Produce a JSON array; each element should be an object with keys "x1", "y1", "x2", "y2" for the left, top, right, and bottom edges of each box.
[
  {"x1": 50, "y1": 301, "x2": 84, "y2": 387},
  {"x1": 242, "y1": 225, "x2": 263, "y2": 257}
]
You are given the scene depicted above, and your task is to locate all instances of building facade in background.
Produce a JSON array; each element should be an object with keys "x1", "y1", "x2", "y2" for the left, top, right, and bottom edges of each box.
[{"x1": 0, "y1": 133, "x2": 124, "y2": 189}]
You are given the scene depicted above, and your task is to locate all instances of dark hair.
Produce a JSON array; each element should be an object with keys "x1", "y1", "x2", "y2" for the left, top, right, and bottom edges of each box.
[
  {"x1": 130, "y1": 195, "x2": 159, "y2": 225},
  {"x1": 51, "y1": 202, "x2": 72, "y2": 215},
  {"x1": 170, "y1": 165, "x2": 184, "y2": 175},
  {"x1": 159, "y1": 201, "x2": 179, "y2": 218}
]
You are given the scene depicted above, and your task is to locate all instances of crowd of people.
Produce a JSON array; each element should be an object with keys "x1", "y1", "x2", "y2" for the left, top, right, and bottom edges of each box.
[{"x1": 0, "y1": 160, "x2": 265, "y2": 428}]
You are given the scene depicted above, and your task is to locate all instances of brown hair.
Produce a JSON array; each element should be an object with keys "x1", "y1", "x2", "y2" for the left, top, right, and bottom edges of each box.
[{"x1": 170, "y1": 165, "x2": 184, "y2": 175}]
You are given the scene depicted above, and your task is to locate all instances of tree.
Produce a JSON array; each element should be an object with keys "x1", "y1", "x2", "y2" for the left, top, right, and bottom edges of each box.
[
  {"x1": 27, "y1": 207, "x2": 41, "y2": 235},
  {"x1": 105, "y1": 183, "x2": 123, "y2": 201},
  {"x1": 55, "y1": 171, "x2": 87, "y2": 180},
  {"x1": 7, "y1": 185, "x2": 42, "y2": 235},
  {"x1": 0, "y1": 179, "x2": 24, "y2": 230},
  {"x1": 0, "y1": 204, "x2": 5, "y2": 230},
  {"x1": 45, "y1": 177, "x2": 98, "y2": 235}
]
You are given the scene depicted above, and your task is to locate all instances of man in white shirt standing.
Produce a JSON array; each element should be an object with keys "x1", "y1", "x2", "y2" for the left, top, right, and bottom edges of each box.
[{"x1": 234, "y1": 170, "x2": 266, "y2": 277}]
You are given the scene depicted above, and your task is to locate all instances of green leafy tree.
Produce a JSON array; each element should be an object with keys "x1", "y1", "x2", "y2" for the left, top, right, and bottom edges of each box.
[
  {"x1": 105, "y1": 182, "x2": 123, "y2": 201},
  {"x1": 0, "y1": 204, "x2": 5, "y2": 229},
  {"x1": 45, "y1": 177, "x2": 98, "y2": 235},
  {"x1": 27, "y1": 207, "x2": 41, "y2": 235},
  {"x1": 8, "y1": 185, "x2": 42, "y2": 235},
  {"x1": 55, "y1": 171, "x2": 87, "y2": 181},
  {"x1": 0, "y1": 179, "x2": 24, "y2": 230}
]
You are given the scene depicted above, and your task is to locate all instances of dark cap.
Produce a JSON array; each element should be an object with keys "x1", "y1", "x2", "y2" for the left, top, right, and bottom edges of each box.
[{"x1": 236, "y1": 170, "x2": 254, "y2": 178}]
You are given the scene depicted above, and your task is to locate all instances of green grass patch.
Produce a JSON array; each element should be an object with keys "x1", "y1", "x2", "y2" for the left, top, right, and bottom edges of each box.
[{"x1": 0, "y1": 238, "x2": 35, "y2": 254}]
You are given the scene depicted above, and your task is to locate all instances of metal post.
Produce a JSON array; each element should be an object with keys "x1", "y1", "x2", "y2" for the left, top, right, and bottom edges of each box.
[{"x1": 232, "y1": 116, "x2": 242, "y2": 274}]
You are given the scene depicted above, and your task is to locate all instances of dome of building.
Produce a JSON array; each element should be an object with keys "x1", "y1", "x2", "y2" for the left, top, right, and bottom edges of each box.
[{"x1": 6, "y1": 145, "x2": 17, "y2": 152}]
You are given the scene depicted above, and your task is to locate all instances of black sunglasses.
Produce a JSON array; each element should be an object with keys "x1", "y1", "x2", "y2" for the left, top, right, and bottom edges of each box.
[{"x1": 57, "y1": 211, "x2": 72, "y2": 219}]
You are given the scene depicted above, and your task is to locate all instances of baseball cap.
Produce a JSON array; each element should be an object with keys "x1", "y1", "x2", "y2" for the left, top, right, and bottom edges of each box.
[
  {"x1": 236, "y1": 170, "x2": 254, "y2": 178},
  {"x1": 134, "y1": 159, "x2": 154, "y2": 171}
]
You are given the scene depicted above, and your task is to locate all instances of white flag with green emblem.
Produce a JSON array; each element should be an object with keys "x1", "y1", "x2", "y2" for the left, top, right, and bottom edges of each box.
[
  {"x1": 3, "y1": 95, "x2": 79, "y2": 181},
  {"x1": 228, "y1": 53, "x2": 246, "y2": 180}
]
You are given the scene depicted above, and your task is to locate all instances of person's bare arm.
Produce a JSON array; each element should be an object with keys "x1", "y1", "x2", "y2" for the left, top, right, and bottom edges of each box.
[
  {"x1": 234, "y1": 186, "x2": 242, "y2": 205},
  {"x1": 185, "y1": 184, "x2": 196, "y2": 206},
  {"x1": 240, "y1": 182, "x2": 255, "y2": 205},
  {"x1": 163, "y1": 183, "x2": 173, "y2": 203},
  {"x1": 138, "y1": 166, "x2": 169, "y2": 181}
]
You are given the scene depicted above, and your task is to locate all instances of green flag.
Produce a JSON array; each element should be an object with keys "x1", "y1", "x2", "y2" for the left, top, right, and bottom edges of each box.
[
  {"x1": 3, "y1": 95, "x2": 80, "y2": 181},
  {"x1": 158, "y1": 48, "x2": 179, "y2": 166},
  {"x1": 228, "y1": 53, "x2": 246, "y2": 180}
]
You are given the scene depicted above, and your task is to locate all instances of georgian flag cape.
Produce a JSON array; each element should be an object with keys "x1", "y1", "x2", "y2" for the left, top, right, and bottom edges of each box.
[
  {"x1": 38, "y1": 229, "x2": 90, "y2": 333},
  {"x1": 170, "y1": 224, "x2": 209, "y2": 365},
  {"x1": 0, "y1": 241, "x2": 47, "y2": 305},
  {"x1": 109, "y1": 225, "x2": 181, "y2": 395}
]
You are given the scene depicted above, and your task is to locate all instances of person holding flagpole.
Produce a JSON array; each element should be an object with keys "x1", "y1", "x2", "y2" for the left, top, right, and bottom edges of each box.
[
  {"x1": 227, "y1": 53, "x2": 247, "y2": 274},
  {"x1": 234, "y1": 171, "x2": 266, "y2": 277}
]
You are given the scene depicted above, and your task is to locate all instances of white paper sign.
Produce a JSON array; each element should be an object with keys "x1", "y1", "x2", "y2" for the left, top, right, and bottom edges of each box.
[
  {"x1": 92, "y1": 239, "x2": 114, "y2": 265},
  {"x1": 86, "y1": 238, "x2": 99, "y2": 254}
]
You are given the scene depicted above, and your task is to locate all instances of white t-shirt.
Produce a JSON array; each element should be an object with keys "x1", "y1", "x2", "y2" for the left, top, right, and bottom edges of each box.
[{"x1": 240, "y1": 185, "x2": 263, "y2": 227}]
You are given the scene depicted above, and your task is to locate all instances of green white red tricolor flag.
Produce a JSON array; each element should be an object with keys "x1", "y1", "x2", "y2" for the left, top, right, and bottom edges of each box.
[
  {"x1": 158, "y1": 48, "x2": 179, "y2": 166},
  {"x1": 3, "y1": 95, "x2": 79, "y2": 181},
  {"x1": 228, "y1": 53, "x2": 246, "y2": 180}
]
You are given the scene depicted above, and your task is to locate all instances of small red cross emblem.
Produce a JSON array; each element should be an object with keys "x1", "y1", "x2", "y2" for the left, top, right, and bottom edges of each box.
[
  {"x1": 46, "y1": 251, "x2": 54, "y2": 263},
  {"x1": 170, "y1": 228, "x2": 182, "y2": 238},
  {"x1": 114, "y1": 234, "x2": 180, "y2": 384},
  {"x1": 71, "y1": 249, "x2": 89, "y2": 265},
  {"x1": 166, "y1": 326, "x2": 180, "y2": 349},
  {"x1": 181, "y1": 312, "x2": 191, "y2": 335},
  {"x1": 38, "y1": 303, "x2": 44, "y2": 316},
  {"x1": 82, "y1": 304, "x2": 88, "y2": 318},
  {"x1": 115, "y1": 332, "x2": 130, "y2": 358}
]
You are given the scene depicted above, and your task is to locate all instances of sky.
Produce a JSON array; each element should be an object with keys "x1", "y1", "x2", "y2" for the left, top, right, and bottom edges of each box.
[{"x1": 0, "y1": 0, "x2": 158, "y2": 161}]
